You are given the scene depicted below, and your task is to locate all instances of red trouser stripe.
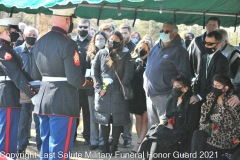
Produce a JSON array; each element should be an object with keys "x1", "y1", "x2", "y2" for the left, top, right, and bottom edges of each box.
[
  {"x1": 63, "y1": 117, "x2": 73, "y2": 160},
  {"x1": 5, "y1": 108, "x2": 11, "y2": 153}
]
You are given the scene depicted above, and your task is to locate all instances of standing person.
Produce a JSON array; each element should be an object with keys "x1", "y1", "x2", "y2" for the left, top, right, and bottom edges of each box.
[
  {"x1": 32, "y1": 8, "x2": 93, "y2": 159},
  {"x1": 99, "y1": 24, "x2": 113, "y2": 38},
  {"x1": 86, "y1": 31, "x2": 107, "y2": 150},
  {"x1": 129, "y1": 39, "x2": 151, "y2": 153},
  {"x1": 73, "y1": 19, "x2": 91, "y2": 144},
  {"x1": 144, "y1": 22, "x2": 191, "y2": 127},
  {"x1": 92, "y1": 31, "x2": 134, "y2": 155},
  {"x1": 130, "y1": 31, "x2": 141, "y2": 45},
  {"x1": 188, "y1": 17, "x2": 220, "y2": 78},
  {"x1": 15, "y1": 22, "x2": 26, "y2": 47},
  {"x1": 15, "y1": 26, "x2": 41, "y2": 153},
  {"x1": 190, "y1": 31, "x2": 229, "y2": 104},
  {"x1": 0, "y1": 17, "x2": 36, "y2": 158},
  {"x1": 119, "y1": 24, "x2": 136, "y2": 148}
]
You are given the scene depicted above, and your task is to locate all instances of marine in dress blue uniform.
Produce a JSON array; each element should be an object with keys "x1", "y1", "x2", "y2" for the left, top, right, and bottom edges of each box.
[
  {"x1": 32, "y1": 8, "x2": 93, "y2": 160},
  {"x1": 0, "y1": 18, "x2": 36, "y2": 158}
]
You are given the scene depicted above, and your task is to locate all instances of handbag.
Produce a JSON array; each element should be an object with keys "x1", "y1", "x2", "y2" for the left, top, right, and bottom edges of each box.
[{"x1": 114, "y1": 70, "x2": 133, "y2": 100}]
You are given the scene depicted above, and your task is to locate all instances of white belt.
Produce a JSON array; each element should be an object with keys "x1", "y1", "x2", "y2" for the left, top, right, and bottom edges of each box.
[
  {"x1": 42, "y1": 76, "x2": 67, "y2": 82},
  {"x1": 0, "y1": 76, "x2": 11, "y2": 81}
]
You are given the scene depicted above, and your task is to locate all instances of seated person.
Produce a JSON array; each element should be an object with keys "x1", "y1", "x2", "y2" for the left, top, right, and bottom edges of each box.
[
  {"x1": 139, "y1": 76, "x2": 200, "y2": 158},
  {"x1": 191, "y1": 74, "x2": 240, "y2": 160}
]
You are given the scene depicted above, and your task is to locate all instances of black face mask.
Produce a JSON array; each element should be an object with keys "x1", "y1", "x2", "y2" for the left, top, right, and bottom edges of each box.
[
  {"x1": 108, "y1": 40, "x2": 120, "y2": 50},
  {"x1": 78, "y1": 30, "x2": 88, "y2": 37},
  {"x1": 68, "y1": 22, "x2": 73, "y2": 33},
  {"x1": 213, "y1": 88, "x2": 223, "y2": 97},
  {"x1": 25, "y1": 37, "x2": 37, "y2": 45},
  {"x1": 9, "y1": 32, "x2": 20, "y2": 42},
  {"x1": 139, "y1": 49, "x2": 147, "y2": 57},
  {"x1": 205, "y1": 45, "x2": 218, "y2": 55},
  {"x1": 172, "y1": 87, "x2": 183, "y2": 98}
]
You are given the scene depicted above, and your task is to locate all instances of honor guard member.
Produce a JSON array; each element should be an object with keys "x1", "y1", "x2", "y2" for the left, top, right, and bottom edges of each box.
[
  {"x1": 0, "y1": 18, "x2": 36, "y2": 157},
  {"x1": 32, "y1": 7, "x2": 93, "y2": 160}
]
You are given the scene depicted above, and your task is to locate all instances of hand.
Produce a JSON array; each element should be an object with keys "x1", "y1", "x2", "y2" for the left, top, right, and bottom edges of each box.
[
  {"x1": 86, "y1": 77, "x2": 94, "y2": 86},
  {"x1": 228, "y1": 95, "x2": 240, "y2": 107},
  {"x1": 99, "y1": 90, "x2": 106, "y2": 97},
  {"x1": 166, "y1": 123, "x2": 173, "y2": 129},
  {"x1": 190, "y1": 95, "x2": 200, "y2": 104}
]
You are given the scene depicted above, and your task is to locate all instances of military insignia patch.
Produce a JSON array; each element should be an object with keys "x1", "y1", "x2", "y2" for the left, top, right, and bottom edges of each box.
[
  {"x1": 73, "y1": 50, "x2": 80, "y2": 66},
  {"x1": 4, "y1": 52, "x2": 12, "y2": 60}
]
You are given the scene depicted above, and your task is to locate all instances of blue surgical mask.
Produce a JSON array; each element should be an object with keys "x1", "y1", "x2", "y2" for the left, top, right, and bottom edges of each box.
[
  {"x1": 160, "y1": 33, "x2": 170, "y2": 43},
  {"x1": 95, "y1": 41, "x2": 105, "y2": 49},
  {"x1": 131, "y1": 37, "x2": 138, "y2": 44}
]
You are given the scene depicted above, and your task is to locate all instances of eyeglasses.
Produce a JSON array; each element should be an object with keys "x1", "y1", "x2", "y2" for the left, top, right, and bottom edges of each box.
[
  {"x1": 160, "y1": 30, "x2": 171, "y2": 34},
  {"x1": 78, "y1": 26, "x2": 88, "y2": 29},
  {"x1": 204, "y1": 41, "x2": 219, "y2": 46}
]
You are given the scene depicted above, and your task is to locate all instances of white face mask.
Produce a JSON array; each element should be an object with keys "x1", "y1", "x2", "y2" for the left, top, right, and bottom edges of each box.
[
  {"x1": 95, "y1": 41, "x2": 105, "y2": 49},
  {"x1": 160, "y1": 33, "x2": 170, "y2": 43}
]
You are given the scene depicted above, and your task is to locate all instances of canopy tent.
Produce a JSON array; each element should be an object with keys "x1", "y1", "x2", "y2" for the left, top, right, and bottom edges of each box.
[{"x1": 0, "y1": 0, "x2": 239, "y2": 28}]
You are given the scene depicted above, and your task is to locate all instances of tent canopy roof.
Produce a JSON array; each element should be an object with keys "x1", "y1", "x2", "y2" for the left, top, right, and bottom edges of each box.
[{"x1": 0, "y1": 0, "x2": 239, "y2": 27}]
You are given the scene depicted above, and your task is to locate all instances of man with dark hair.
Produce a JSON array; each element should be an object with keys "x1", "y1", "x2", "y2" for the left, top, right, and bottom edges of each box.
[
  {"x1": 73, "y1": 18, "x2": 91, "y2": 145},
  {"x1": 188, "y1": 17, "x2": 220, "y2": 78},
  {"x1": 190, "y1": 31, "x2": 229, "y2": 104}
]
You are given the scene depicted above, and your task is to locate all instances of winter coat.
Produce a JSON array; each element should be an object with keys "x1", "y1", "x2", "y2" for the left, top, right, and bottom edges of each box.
[{"x1": 92, "y1": 47, "x2": 134, "y2": 126}]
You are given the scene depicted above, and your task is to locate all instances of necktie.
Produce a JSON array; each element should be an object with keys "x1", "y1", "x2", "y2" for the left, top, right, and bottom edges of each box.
[{"x1": 206, "y1": 56, "x2": 211, "y2": 78}]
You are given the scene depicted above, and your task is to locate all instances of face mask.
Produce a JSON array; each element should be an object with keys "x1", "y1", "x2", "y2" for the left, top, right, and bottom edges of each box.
[
  {"x1": 68, "y1": 22, "x2": 73, "y2": 33},
  {"x1": 139, "y1": 49, "x2": 147, "y2": 57},
  {"x1": 172, "y1": 87, "x2": 183, "y2": 98},
  {"x1": 213, "y1": 87, "x2": 223, "y2": 97},
  {"x1": 160, "y1": 33, "x2": 170, "y2": 43},
  {"x1": 9, "y1": 32, "x2": 20, "y2": 42},
  {"x1": 95, "y1": 41, "x2": 105, "y2": 49},
  {"x1": 131, "y1": 37, "x2": 138, "y2": 44},
  {"x1": 108, "y1": 40, "x2": 120, "y2": 49},
  {"x1": 205, "y1": 45, "x2": 218, "y2": 55},
  {"x1": 25, "y1": 37, "x2": 37, "y2": 45},
  {"x1": 78, "y1": 30, "x2": 88, "y2": 37}
]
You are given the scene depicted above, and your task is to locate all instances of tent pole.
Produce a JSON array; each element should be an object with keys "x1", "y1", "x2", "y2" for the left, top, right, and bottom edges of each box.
[
  {"x1": 203, "y1": 12, "x2": 206, "y2": 29},
  {"x1": 9, "y1": 7, "x2": 14, "y2": 17},
  {"x1": 234, "y1": 14, "x2": 239, "y2": 32},
  {"x1": 97, "y1": 5, "x2": 104, "y2": 26},
  {"x1": 132, "y1": 8, "x2": 138, "y2": 27}
]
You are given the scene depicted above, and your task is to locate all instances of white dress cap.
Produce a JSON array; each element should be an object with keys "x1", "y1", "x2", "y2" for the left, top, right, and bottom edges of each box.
[
  {"x1": 50, "y1": 7, "x2": 75, "y2": 17},
  {"x1": 0, "y1": 17, "x2": 21, "y2": 26}
]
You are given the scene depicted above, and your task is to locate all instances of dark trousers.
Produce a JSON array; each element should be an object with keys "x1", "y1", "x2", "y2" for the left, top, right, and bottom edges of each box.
[
  {"x1": 75, "y1": 89, "x2": 90, "y2": 141},
  {"x1": 101, "y1": 116, "x2": 122, "y2": 153},
  {"x1": 17, "y1": 103, "x2": 41, "y2": 151},
  {"x1": 191, "y1": 130, "x2": 220, "y2": 160}
]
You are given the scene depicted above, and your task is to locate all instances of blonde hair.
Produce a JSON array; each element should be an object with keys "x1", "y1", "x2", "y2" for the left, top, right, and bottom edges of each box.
[{"x1": 0, "y1": 26, "x2": 7, "y2": 34}]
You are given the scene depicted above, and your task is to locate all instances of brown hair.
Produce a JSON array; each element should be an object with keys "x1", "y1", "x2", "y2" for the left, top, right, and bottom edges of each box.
[{"x1": 119, "y1": 24, "x2": 131, "y2": 32}]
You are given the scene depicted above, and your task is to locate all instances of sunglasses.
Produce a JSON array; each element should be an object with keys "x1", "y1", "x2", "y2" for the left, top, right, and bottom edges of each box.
[
  {"x1": 204, "y1": 41, "x2": 219, "y2": 46},
  {"x1": 160, "y1": 30, "x2": 171, "y2": 34},
  {"x1": 78, "y1": 26, "x2": 88, "y2": 29}
]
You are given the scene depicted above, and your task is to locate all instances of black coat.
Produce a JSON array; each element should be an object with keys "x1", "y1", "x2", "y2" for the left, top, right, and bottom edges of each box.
[
  {"x1": 194, "y1": 51, "x2": 229, "y2": 101},
  {"x1": 0, "y1": 39, "x2": 35, "y2": 108},
  {"x1": 92, "y1": 47, "x2": 134, "y2": 126},
  {"x1": 32, "y1": 27, "x2": 92, "y2": 117}
]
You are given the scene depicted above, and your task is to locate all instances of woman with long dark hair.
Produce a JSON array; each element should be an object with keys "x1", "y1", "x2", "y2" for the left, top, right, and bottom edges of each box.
[
  {"x1": 92, "y1": 31, "x2": 134, "y2": 155},
  {"x1": 191, "y1": 74, "x2": 240, "y2": 159}
]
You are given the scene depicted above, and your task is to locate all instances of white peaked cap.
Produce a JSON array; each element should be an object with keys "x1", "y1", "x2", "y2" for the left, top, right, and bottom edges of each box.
[
  {"x1": 0, "y1": 17, "x2": 21, "y2": 26},
  {"x1": 50, "y1": 7, "x2": 75, "y2": 17}
]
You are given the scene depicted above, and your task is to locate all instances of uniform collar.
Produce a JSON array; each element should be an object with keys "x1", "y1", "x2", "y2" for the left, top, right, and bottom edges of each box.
[
  {"x1": 0, "y1": 38, "x2": 11, "y2": 46},
  {"x1": 51, "y1": 26, "x2": 67, "y2": 35}
]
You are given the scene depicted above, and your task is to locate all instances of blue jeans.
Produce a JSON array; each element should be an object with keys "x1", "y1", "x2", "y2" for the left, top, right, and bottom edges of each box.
[
  {"x1": 88, "y1": 96, "x2": 103, "y2": 146},
  {"x1": 17, "y1": 103, "x2": 41, "y2": 151}
]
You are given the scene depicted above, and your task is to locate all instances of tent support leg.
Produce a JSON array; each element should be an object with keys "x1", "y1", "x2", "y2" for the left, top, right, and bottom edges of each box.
[{"x1": 97, "y1": 5, "x2": 104, "y2": 26}]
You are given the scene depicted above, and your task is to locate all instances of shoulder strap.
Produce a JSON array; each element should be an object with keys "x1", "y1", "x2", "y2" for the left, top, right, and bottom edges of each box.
[{"x1": 114, "y1": 69, "x2": 126, "y2": 96}]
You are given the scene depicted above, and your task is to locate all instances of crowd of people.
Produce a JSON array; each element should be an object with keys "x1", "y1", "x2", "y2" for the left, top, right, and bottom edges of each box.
[{"x1": 1, "y1": 6, "x2": 240, "y2": 160}]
